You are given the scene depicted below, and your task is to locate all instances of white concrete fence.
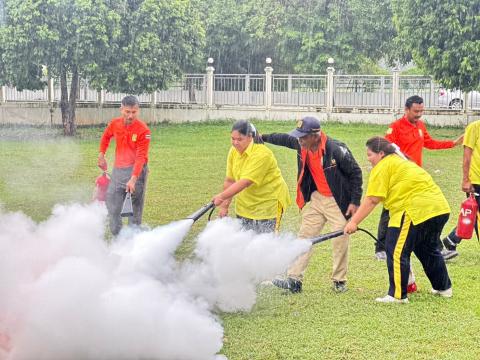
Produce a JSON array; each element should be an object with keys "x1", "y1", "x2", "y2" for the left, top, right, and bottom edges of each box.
[{"x1": 1, "y1": 60, "x2": 479, "y2": 126}]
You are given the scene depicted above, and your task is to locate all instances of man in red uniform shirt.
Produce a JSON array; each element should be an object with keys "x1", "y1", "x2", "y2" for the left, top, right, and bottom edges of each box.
[
  {"x1": 375, "y1": 95, "x2": 463, "y2": 263},
  {"x1": 385, "y1": 95, "x2": 463, "y2": 167},
  {"x1": 98, "y1": 96, "x2": 151, "y2": 235}
]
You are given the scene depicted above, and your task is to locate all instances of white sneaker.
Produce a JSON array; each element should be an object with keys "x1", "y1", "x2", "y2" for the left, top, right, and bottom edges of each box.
[
  {"x1": 375, "y1": 295, "x2": 409, "y2": 304},
  {"x1": 431, "y1": 288, "x2": 453, "y2": 298}
]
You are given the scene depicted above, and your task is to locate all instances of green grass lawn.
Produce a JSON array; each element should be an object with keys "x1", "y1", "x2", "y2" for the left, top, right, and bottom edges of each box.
[{"x1": 1, "y1": 121, "x2": 479, "y2": 359}]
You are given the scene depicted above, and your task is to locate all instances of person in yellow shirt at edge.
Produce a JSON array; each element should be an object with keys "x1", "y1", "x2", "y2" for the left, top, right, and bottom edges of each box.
[
  {"x1": 212, "y1": 120, "x2": 291, "y2": 234},
  {"x1": 441, "y1": 119, "x2": 480, "y2": 257},
  {"x1": 344, "y1": 136, "x2": 452, "y2": 303}
]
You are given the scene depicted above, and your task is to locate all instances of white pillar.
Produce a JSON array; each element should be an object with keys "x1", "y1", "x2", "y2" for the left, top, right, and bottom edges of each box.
[
  {"x1": 0, "y1": 85, "x2": 6, "y2": 103},
  {"x1": 151, "y1": 91, "x2": 157, "y2": 107},
  {"x1": 98, "y1": 89, "x2": 105, "y2": 106},
  {"x1": 264, "y1": 65, "x2": 273, "y2": 109},
  {"x1": 429, "y1": 77, "x2": 435, "y2": 108},
  {"x1": 47, "y1": 77, "x2": 54, "y2": 104},
  {"x1": 392, "y1": 68, "x2": 400, "y2": 115},
  {"x1": 326, "y1": 66, "x2": 335, "y2": 112},
  {"x1": 206, "y1": 61, "x2": 215, "y2": 108},
  {"x1": 464, "y1": 91, "x2": 469, "y2": 113}
]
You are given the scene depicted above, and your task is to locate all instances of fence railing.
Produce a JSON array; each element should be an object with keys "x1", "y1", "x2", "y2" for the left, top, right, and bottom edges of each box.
[
  {"x1": 1, "y1": 70, "x2": 479, "y2": 112},
  {"x1": 273, "y1": 75, "x2": 327, "y2": 106},
  {"x1": 334, "y1": 75, "x2": 392, "y2": 108}
]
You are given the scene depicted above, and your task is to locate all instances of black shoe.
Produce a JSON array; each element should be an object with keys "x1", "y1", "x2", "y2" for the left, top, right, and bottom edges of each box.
[
  {"x1": 332, "y1": 281, "x2": 348, "y2": 293},
  {"x1": 442, "y1": 236, "x2": 457, "y2": 251},
  {"x1": 272, "y1": 277, "x2": 302, "y2": 293}
]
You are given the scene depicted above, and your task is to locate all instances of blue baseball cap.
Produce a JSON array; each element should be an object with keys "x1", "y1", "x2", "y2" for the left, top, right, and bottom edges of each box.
[{"x1": 289, "y1": 116, "x2": 321, "y2": 138}]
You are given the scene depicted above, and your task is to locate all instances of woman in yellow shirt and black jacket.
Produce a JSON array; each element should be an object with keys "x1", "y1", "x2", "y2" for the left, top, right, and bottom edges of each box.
[
  {"x1": 344, "y1": 136, "x2": 452, "y2": 303},
  {"x1": 212, "y1": 120, "x2": 291, "y2": 233}
]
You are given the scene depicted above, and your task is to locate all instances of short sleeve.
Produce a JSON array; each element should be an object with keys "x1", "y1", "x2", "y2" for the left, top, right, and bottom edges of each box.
[{"x1": 463, "y1": 122, "x2": 479, "y2": 150}]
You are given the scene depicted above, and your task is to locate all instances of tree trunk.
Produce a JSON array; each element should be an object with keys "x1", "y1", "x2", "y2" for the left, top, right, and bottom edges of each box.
[{"x1": 59, "y1": 65, "x2": 78, "y2": 136}]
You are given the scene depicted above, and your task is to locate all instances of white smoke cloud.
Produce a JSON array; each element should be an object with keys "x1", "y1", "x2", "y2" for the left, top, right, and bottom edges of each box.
[
  {"x1": 0, "y1": 203, "x2": 311, "y2": 360},
  {"x1": 179, "y1": 218, "x2": 311, "y2": 312}
]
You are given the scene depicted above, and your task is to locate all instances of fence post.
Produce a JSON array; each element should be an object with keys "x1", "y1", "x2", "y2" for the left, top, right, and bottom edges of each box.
[
  {"x1": 97, "y1": 89, "x2": 105, "y2": 106},
  {"x1": 150, "y1": 91, "x2": 157, "y2": 107},
  {"x1": 326, "y1": 58, "x2": 335, "y2": 112},
  {"x1": 206, "y1": 58, "x2": 215, "y2": 108},
  {"x1": 464, "y1": 91, "x2": 469, "y2": 113},
  {"x1": 429, "y1": 77, "x2": 435, "y2": 108},
  {"x1": 264, "y1": 57, "x2": 273, "y2": 109},
  {"x1": 392, "y1": 67, "x2": 400, "y2": 115},
  {"x1": 0, "y1": 85, "x2": 5, "y2": 103},
  {"x1": 47, "y1": 76, "x2": 54, "y2": 104}
]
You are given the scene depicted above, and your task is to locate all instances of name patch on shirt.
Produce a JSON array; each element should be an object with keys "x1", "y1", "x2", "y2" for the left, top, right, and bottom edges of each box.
[
  {"x1": 418, "y1": 129, "x2": 423, "y2": 137},
  {"x1": 132, "y1": 134, "x2": 137, "y2": 142}
]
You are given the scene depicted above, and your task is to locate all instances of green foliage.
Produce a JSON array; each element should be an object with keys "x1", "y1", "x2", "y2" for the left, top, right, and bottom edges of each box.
[
  {"x1": 392, "y1": 0, "x2": 480, "y2": 91},
  {"x1": 400, "y1": 66, "x2": 427, "y2": 76},
  {"x1": 103, "y1": 0, "x2": 205, "y2": 93},
  {"x1": 200, "y1": 0, "x2": 283, "y2": 74},
  {"x1": 201, "y1": 0, "x2": 396, "y2": 74},
  {"x1": 280, "y1": 0, "x2": 396, "y2": 74},
  {"x1": 0, "y1": 0, "x2": 118, "y2": 89},
  {"x1": 0, "y1": 0, "x2": 205, "y2": 135},
  {"x1": 0, "y1": 0, "x2": 204, "y2": 92}
]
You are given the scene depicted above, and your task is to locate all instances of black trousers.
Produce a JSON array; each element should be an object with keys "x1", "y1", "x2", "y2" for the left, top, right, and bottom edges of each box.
[
  {"x1": 385, "y1": 213, "x2": 451, "y2": 299},
  {"x1": 106, "y1": 165, "x2": 148, "y2": 236},
  {"x1": 376, "y1": 207, "x2": 389, "y2": 252},
  {"x1": 442, "y1": 184, "x2": 480, "y2": 249}
]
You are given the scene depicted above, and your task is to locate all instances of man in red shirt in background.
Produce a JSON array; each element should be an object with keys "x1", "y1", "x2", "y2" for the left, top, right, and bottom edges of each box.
[
  {"x1": 375, "y1": 95, "x2": 463, "y2": 264},
  {"x1": 98, "y1": 95, "x2": 151, "y2": 235}
]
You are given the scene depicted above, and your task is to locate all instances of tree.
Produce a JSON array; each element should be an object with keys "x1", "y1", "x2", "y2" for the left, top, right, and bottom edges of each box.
[
  {"x1": 200, "y1": 0, "x2": 396, "y2": 74},
  {"x1": 1, "y1": 0, "x2": 120, "y2": 136},
  {"x1": 0, "y1": 0, "x2": 204, "y2": 136},
  {"x1": 100, "y1": 0, "x2": 205, "y2": 94},
  {"x1": 276, "y1": 0, "x2": 396, "y2": 74},
  {"x1": 392, "y1": 0, "x2": 480, "y2": 91}
]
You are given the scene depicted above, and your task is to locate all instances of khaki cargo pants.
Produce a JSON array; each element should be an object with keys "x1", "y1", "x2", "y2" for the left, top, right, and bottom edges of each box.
[{"x1": 288, "y1": 191, "x2": 349, "y2": 283}]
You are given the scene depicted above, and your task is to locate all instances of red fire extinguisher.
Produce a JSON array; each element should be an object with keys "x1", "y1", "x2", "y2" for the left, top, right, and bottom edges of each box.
[
  {"x1": 94, "y1": 172, "x2": 111, "y2": 202},
  {"x1": 455, "y1": 193, "x2": 478, "y2": 239}
]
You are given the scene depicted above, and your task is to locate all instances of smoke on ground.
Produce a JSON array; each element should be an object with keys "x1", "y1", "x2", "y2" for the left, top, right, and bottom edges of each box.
[{"x1": 0, "y1": 203, "x2": 310, "y2": 360}]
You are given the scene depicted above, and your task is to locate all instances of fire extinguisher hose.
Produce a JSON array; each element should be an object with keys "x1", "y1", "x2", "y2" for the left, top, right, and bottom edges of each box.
[{"x1": 310, "y1": 227, "x2": 378, "y2": 246}]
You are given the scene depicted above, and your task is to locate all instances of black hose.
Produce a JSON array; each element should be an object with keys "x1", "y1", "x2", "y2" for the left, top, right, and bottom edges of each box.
[
  {"x1": 186, "y1": 202, "x2": 215, "y2": 222},
  {"x1": 310, "y1": 227, "x2": 378, "y2": 245},
  {"x1": 207, "y1": 206, "x2": 216, "y2": 221}
]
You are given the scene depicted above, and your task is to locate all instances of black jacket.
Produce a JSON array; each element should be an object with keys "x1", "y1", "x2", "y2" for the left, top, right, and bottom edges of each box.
[{"x1": 262, "y1": 133, "x2": 363, "y2": 219}]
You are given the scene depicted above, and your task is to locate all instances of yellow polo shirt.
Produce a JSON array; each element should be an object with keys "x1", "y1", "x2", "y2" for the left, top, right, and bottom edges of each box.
[
  {"x1": 226, "y1": 141, "x2": 291, "y2": 220},
  {"x1": 366, "y1": 154, "x2": 450, "y2": 227},
  {"x1": 464, "y1": 120, "x2": 480, "y2": 184}
]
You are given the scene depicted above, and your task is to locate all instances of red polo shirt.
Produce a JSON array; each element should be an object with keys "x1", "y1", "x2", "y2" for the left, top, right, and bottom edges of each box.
[
  {"x1": 306, "y1": 147, "x2": 332, "y2": 197},
  {"x1": 296, "y1": 132, "x2": 332, "y2": 208},
  {"x1": 99, "y1": 117, "x2": 151, "y2": 177},
  {"x1": 385, "y1": 115, "x2": 454, "y2": 166}
]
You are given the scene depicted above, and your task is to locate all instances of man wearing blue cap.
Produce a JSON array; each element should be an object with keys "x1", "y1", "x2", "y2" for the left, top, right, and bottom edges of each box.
[{"x1": 262, "y1": 116, "x2": 363, "y2": 293}]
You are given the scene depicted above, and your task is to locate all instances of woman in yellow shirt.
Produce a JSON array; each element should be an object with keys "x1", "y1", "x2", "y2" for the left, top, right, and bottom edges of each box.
[
  {"x1": 344, "y1": 136, "x2": 452, "y2": 303},
  {"x1": 212, "y1": 120, "x2": 291, "y2": 233}
]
